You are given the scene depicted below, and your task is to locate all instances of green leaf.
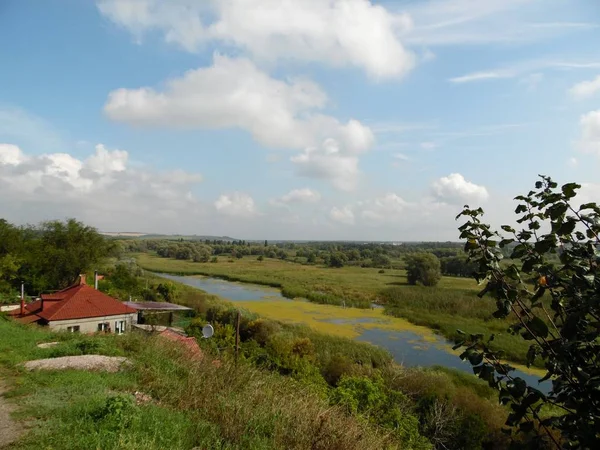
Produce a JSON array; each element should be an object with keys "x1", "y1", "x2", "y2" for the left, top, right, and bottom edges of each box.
[
  {"x1": 515, "y1": 204, "x2": 527, "y2": 214},
  {"x1": 507, "y1": 377, "x2": 527, "y2": 398},
  {"x1": 527, "y1": 316, "x2": 549, "y2": 339},
  {"x1": 561, "y1": 182, "x2": 581, "y2": 199},
  {"x1": 468, "y1": 352, "x2": 484, "y2": 366},
  {"x1": 557, "y1": 219, "x2": 577, "y2": 236}
]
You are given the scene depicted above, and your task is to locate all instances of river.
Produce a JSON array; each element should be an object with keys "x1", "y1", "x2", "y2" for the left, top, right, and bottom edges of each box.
[{"x1": 157, "y1": 272, "x2": 550, "y2": 391}]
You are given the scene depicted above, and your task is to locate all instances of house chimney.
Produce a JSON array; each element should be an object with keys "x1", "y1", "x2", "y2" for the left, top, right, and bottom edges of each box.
[
  {"x1": 79, "y1": 274, "x2": 86, "y2": 285},
  {"x1": 20, "y1": 282, "x2": 25, "y2": 316},
  {"x1": 94, "y1": 271, "x2": 98, "y2": 290}
]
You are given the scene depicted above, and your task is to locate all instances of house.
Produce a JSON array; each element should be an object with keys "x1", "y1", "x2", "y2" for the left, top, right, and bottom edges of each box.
[{"x1": 9, "y1": 275, "x2": 137, "y2": 334}]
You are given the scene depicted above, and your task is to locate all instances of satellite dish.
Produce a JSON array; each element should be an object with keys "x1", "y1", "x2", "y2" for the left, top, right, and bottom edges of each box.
[{"x1": 202, "y1": 324, "x2": 214, "y2": 339}]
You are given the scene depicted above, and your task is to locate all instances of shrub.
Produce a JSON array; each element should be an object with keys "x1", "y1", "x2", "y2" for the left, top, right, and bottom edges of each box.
[{"x1": 405, "y1": 253, "x2": 441, "y2": 286}]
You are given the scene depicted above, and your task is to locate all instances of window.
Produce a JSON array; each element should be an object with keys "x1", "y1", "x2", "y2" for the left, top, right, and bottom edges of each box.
[
  {"x1": 98, "y1": 322, "x2": 109, "y2": 332},
  {"x1": 115, "y1": 320, "x2": 126, "y2": 335},
  {"x1": 67, "y1": 326, "x2": 80, "y2": 333}
]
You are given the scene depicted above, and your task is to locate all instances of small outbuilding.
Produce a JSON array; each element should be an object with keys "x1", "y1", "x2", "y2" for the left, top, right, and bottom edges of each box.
[{"x1": 123, "y1": 301, "x2": 194, "y2": 327}]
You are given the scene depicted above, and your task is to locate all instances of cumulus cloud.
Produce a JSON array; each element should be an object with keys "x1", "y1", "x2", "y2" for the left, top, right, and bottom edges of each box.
[
  {"x1": 432, "y1": 173, "x2": 489, "y2": 204},
  {"x1": 0, "y1": 143, "x2": 205, "y2": 231},
  {"x1": 360, "y1": 193, "x2": 410, "y2": 225},
  {"x1": 569, "y1": 75, "x2": 600, "y2": 100},
  {"x1": 330, "y1": 206, "x2": 355, "y2": 225},
  {"x1": 105, "y1": 55, "x2": 372, "y2": 151},
  {"x1": 578, "y1": 110, "x2": 600, "y2": 155},
  {"x1": 271, "y1": 188, "x2": 321, "y2": 207},
  {"x1": 105, "y1": 55, "x2": 374, "y2": 190},
  {"x1": 214, "y1": 192, "x2": 257, "y2": 217},
  {"x1": 291, "y1": 139, "x2": 363, "y2": 191},
  {"x1": 97, "y1": 0, "x2": 415, "y2": 79}
]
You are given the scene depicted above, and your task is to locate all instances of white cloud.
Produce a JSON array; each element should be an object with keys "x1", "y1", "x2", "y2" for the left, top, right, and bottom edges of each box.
[
  {"x1": 85, "y1": 144, "x2": 128, "y2": 175},
  {"x1": 392, "y1": 152, "x2": 410, "y2": 161},
  {"x1": 0, "y1": 143, "x2": 205, "y2": 231},
  {"x1": 432, "y1": 173, "x2": 489, "y2": 204},
  {"x1": 404, "y1": 0, "x2": 595, "y2": 47},
  {"x1": 291, "y1": 139, "x2": 362, "y2": 191},
  {"x1": 272, "y1": 188, "x2": 321, "y2": 207},
  {"x1": 450, "y1": 59, "x2": 600, "y2": 84},
  {"x1": 105, "y1": 54, "x2": 374, "y2": 163},
  {"x1": 449, "y1": 71, "x2": 511, "y2": 83},
  {"x1": 330, "y1": 206, "x2": 355, "y2": 225},
  {"x1": 578, "y1": 110, "x2": 600, "y2": 156},
  {"x1": 98, "y1": 0, "x2": 415, "y2": 79},
  {"x1": 360, "y1": 193, "x2": 410, "y2": 225},
  {"x1": 568, "y1": 157, "x2": 578, "y2": 167},
  {"x1": 0, "y1": 144, "x2": 26, "y2": 165},
  {"x1": 214, "y1": 192, "x2": 256, "y2": 217},
  {"x1": 569, "y1": 75, "x2": 600, "y2": 100},
  {"x1": 105, "y1": 54, "x2": 375, "y2": 190}
]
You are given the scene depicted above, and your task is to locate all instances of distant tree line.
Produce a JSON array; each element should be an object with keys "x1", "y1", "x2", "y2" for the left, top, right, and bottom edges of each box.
[{"x1": 123, "y1": 238, "x2": 476, "y2": 275}]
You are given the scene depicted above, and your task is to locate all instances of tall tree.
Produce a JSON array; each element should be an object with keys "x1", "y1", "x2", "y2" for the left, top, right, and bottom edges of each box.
[{"x1": 405, "y1": 253, "x2": 441, "y2": 286}]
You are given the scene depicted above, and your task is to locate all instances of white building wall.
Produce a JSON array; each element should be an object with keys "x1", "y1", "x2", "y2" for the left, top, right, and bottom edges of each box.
[{"x1": 48, "y1": 313, "x2": 136, "y2": 334}]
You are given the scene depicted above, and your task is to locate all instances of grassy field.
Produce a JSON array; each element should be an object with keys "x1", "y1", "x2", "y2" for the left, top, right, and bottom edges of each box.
[
  {"x1": 0, "y1": 317, "x2": 409, "y2": 449},
  {"x1": 135, "y1": 253, "x2": 479, "y2": 307},
  {"x1": 136, "y1": 253, "x2": 544, "y2": 368}
]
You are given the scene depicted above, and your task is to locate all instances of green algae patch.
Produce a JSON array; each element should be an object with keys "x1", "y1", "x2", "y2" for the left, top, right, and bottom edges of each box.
[{"x1": 235, "y1": 298, "x2": 441, "y2": 342}]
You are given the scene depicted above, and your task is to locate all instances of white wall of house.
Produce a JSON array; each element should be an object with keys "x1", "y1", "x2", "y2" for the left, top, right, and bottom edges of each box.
[{"x1": 48, "y1": 313, "x2": 136, "y2": 334}]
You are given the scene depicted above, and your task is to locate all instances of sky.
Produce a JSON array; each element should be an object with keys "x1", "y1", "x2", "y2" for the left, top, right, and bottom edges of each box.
[{"x1": 1, "y1": 0, "x2": 600, "y2": 241}]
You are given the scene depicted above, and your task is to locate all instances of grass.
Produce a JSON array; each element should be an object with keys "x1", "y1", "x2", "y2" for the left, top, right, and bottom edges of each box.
[
  {"x1": 136, "y1": 253, "x2": 544, "y2": 367},
  {"x1": 0, "y1": 317, "x2": 410, "y2": 449},
  {"x1": 135, "y1": 253, "x2": 478, "y2": 309}
]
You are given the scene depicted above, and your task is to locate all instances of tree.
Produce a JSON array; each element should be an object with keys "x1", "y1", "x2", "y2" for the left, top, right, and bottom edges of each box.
[
  {"x1": 257, "y1": 255, "x2": 264, "y2": 261},
  {"x1": 372, "y1": 254, "x2": 391, "y2": 268},
  {"x1": 328, "y1": 252, "x2": 347, "y2": 268},
  {"x1": 455, "y1": 176, "x2": 600, "y2": 448},
  {"x1": 405, "y1": 253, "x2": 441, "y2": 286},
  {"x1": 29, "y1": 219, "x2": 113, "y2": 291},
  {"x1": 264, "y1": 240, "x2": 268, "y2": 247},
  {"x1": 156, "y1": 282, "x2": 178, "y2": 302}
]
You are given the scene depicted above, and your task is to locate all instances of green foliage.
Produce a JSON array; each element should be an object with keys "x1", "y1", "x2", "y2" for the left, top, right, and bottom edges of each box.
[
  {"x1": 156, "y1": 281, "x2": 178, "y2": 302},
  {"x1": 456, "y1": 176, "x2": 600, "y2": 448},
  {"x1": 330, "y1": 376, "x2": 431, "y2": 449},
  {"x1": 327, "y1": 251, "x2": 347, "y2": 268},
  {"x1": 405, "y1": 253, "x2": 442, "y2": 287},
  {"x1": 0, "y1": 218, "x2": 112, "y2": 294}
]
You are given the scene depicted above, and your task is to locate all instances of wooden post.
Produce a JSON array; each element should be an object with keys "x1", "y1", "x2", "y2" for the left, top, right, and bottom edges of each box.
[{"x1": 235, "y1": 309, "x2": 240, "y2": 365}]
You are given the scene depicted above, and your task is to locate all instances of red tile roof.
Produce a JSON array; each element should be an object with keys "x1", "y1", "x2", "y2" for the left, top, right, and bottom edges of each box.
[
  {"x1": 11, "y1": 284, "x2": 136, "y2": 323},
  {"x1": 159, "y1": 329, "x2": 203, "y2": 360}
]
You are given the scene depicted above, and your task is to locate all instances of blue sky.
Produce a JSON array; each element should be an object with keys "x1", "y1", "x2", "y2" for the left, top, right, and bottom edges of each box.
[{"x1": 1, "y1": 0, "x2": 599, "y2": 240}]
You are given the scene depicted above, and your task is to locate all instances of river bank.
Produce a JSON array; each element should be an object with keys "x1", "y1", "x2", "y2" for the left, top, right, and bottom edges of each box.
[{"x1": 155, "y1": 272, "x2": 548, "y2": 390}]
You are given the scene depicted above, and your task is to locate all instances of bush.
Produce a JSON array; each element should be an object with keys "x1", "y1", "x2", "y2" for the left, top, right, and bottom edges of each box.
[{"x1": 405, "y1": 253, "x2": 441, "y2": 286}]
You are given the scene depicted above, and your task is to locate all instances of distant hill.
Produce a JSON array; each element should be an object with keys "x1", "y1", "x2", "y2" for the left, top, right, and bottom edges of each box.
[{"x1": 100, "y1": 232, "x2": 238, "y2": 241}]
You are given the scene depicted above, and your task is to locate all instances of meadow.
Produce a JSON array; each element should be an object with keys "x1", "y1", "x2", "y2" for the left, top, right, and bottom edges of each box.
[
  {"x1": 135, "y1": 253, "x2": 537, "y2": 366},
  {"x1": 134, "y1": 252, "x2": 479, "y2": 305}
]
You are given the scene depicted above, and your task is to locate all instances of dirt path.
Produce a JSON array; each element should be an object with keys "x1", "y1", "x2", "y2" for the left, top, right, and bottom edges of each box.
[{"x1": 0, "y1": 380, "x2": 20, "y2": 449}]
